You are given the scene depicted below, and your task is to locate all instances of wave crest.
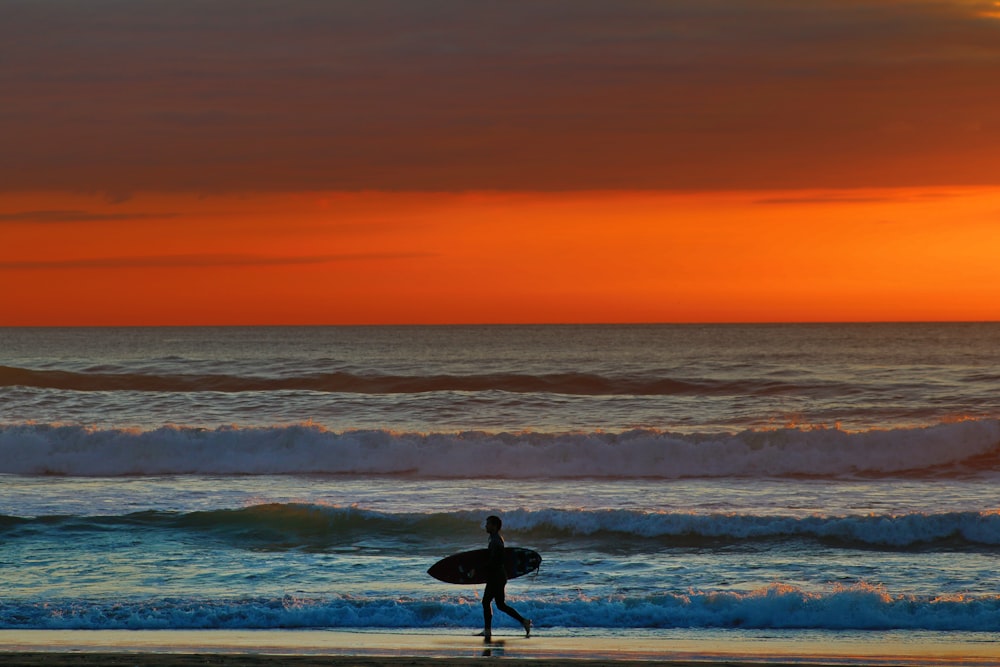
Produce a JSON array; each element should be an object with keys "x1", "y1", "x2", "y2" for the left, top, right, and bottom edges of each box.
[
  {"x1": 1, "y1": 420, "x2": 998, "y2": 478},
  {"x1": 4, "y1": 584, "x2": 1000, "y2": 631},
  {"x1": 0, "y1": 364, "x2": 828, "y2": 396},
  {"x1": 5, "y1": 504, "x2": 1000, "y2": 550}
]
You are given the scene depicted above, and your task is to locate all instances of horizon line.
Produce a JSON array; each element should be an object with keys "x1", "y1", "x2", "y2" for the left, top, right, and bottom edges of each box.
[{"x1": 3, "y1": 320, "x2": 999, "y2": 329}]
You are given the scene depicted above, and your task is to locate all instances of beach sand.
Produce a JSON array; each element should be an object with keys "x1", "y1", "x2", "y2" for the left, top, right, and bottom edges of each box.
[{"x1": 1, "y1": 629, "x2": 999, "y2": 666}]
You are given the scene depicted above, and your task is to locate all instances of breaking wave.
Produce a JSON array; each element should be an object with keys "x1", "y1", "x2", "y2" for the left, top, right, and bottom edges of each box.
[
  {"x1": 3, "y1": 584, "x2": 1000, "y2": 631},
  {"x1": 4, "y1": 504, "x2": 1000, "y2": 551},
  {"x1": 1, "y1": 419, "x2": 999, "y2": 478}
]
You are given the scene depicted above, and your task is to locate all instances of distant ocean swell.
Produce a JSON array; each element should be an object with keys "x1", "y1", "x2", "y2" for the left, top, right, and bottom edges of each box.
[
  {"x1": 5, "y1": 505, "x2": 1000, "y2": 550},
  {"x1": 2, "y1": 420, "x2": 999, "y2": 477},
  {"x1": 0, "y1": 364, "x2": 845, "y2": 396},
  {"x1": 4, "y1": 585, "x2": 1000, "y2": 631}
]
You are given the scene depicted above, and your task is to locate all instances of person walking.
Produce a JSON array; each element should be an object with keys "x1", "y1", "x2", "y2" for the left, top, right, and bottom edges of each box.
[{"x1": 482, "y1": 515, "x2": 532, "y2": 641}]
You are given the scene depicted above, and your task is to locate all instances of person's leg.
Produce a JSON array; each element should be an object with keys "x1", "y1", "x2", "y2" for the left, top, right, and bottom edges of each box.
[
  {"x1": 493, "y1": 583, "x2": 532, "y2": 637},
  {"x1": 482, "y1": 583, "x2": 495, "y2": 639}
]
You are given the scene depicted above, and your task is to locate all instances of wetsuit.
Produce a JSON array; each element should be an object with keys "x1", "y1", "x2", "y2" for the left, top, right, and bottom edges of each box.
[{"x1": 482, "y1": 531, "x2": 527, "y2": 629}]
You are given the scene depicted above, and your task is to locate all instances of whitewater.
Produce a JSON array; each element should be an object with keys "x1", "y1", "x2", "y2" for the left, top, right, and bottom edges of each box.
[{"x1": 2, "y1": 324, "x2": 1000, "y2": 641}]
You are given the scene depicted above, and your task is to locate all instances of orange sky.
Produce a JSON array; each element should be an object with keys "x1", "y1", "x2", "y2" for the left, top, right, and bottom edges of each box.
[
  {"x1": 2, "y1": 1, "x2": 1000, "y2": 325},
  {"x1": 3, "y1": 187, "x2": 1000, "y2": 325}
]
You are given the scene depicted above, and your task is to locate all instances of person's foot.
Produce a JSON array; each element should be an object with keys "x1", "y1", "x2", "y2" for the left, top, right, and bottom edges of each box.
[
  {"x1": 522, "y1": 618, "x2": 532, "y2": 637},
  {"x1": 482, "y1": 630, "x2": 491, "y2": 642}
]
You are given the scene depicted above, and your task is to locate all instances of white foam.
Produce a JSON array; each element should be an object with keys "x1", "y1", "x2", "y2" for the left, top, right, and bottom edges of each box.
[
  {"x1": 1, "y1": 419, "x2": 998, "y2": 478},
  {"x1": 4, "y1": 584, "x2": 1000, "y2": 631}
]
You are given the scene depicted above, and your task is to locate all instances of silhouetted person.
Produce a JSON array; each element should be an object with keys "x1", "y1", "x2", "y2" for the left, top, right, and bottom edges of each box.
[{"x1": 482, "y1": 515, "x2": 531, "y2": 640}]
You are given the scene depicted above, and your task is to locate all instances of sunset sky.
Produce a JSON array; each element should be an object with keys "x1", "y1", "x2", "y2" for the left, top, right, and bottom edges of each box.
[{"x1": 3, "y1": 0, "x2": 1000, "y2": 325}]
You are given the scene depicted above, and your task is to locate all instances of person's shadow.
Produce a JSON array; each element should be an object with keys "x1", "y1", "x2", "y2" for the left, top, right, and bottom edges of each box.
[{"x1": 482, "y1": 639, "x2": 506, "y2": 657}]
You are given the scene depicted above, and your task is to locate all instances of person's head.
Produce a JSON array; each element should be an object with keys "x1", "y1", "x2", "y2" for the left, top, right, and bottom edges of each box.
[{"x1": 485, "y1": 515, "x2": 502, "y2": 534}]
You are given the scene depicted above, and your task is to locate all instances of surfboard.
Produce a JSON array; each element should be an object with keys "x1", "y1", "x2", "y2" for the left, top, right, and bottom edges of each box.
[{"x1": 427, "y1": 547, "x2": 542, "y2": 584}]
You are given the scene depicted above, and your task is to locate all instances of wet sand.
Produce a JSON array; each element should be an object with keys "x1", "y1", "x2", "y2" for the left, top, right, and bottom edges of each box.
[
  {"x1": 0, "y1": 657, "x2": 792, "y2": 667},
  {"x1": 1, "y1": 629, "x2": 998, "y2": 666},
  {"x1": 0, "y1": 656, "x2": 828, "y2": 667}
]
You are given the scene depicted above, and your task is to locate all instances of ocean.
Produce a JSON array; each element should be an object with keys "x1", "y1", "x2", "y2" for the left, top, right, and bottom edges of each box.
[{"x1": 2, "y1": 323, "x2": 1000, "y2": 644}]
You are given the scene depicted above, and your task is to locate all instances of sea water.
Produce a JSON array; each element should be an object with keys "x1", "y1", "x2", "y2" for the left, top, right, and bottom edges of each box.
[{"x1": 2, "y1": 324, "x2": 1000, "y2": 639}]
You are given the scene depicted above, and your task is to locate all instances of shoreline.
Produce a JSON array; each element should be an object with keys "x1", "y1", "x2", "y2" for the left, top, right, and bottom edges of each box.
[
  {"x1": 0, "y1": 657, "x2": 823, "y2": 667},
  {"x1": 0, "y1": 658, "x2": 810, "y2": 667},
  {"x1": 2, "y1": 630, "x2": 999, "y2": 666}
]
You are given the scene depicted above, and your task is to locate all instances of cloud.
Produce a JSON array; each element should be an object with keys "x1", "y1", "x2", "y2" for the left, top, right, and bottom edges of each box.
[
  {"x1": 0, "y1": 252, "x2": 435, "y2": 271},
  {"x1": 753, "y1": 196, "x2": 900, "y2": 205},
  {"x1": 0, "y1": 210, "x2": 179, "y2": 224},
  {"x1": 2, "y1": 0, "x2": 999, "y2": 192},
  {"x1": 753, "y1": 189, "x2": 969, "y2": 205}
]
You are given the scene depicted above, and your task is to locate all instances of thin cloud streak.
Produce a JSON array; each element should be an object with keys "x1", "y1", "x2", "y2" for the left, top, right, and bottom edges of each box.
[
  {"x1": 0, "y1": 252, "x2": 434, "y2": 271},
  {"x1": 0, "y1": 210, "x2": 180, "y2": 224}
]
